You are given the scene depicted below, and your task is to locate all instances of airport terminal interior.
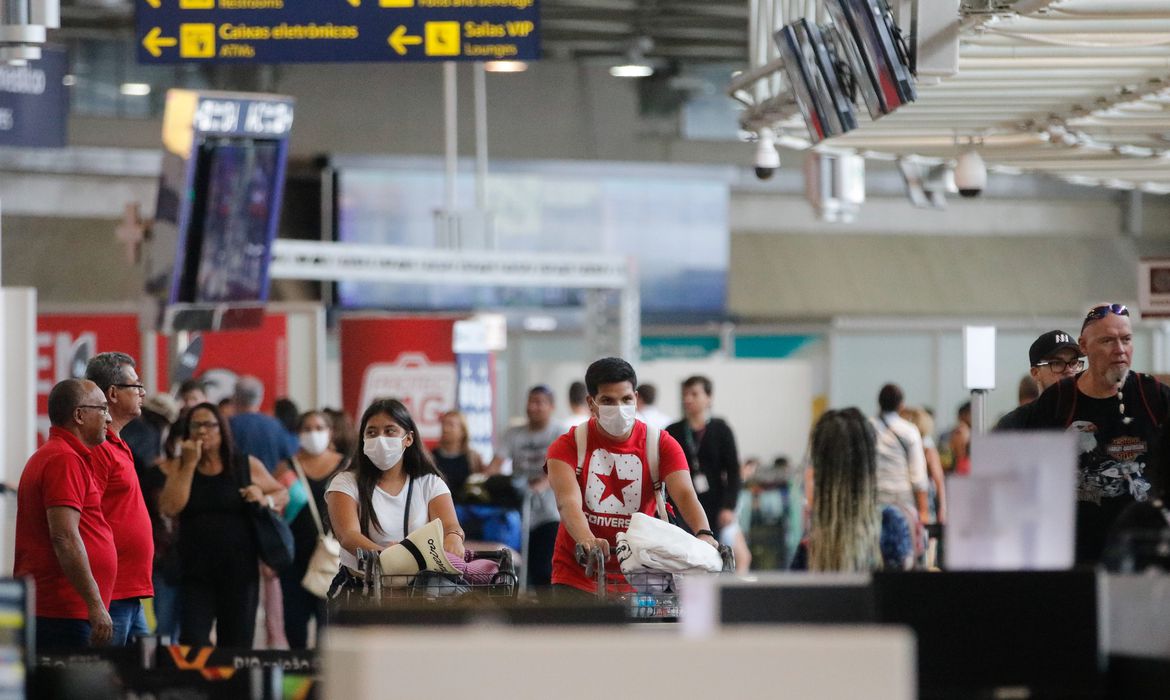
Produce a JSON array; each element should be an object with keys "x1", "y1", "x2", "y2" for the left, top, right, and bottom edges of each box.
[{"x1": 2, "y1": 0, "x2": 1170, "y2": 698}]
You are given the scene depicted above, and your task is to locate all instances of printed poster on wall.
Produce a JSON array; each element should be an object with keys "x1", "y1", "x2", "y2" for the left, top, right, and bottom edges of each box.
[{"x1": 339, "y1": 316, "x2": 457, "y2": 445}]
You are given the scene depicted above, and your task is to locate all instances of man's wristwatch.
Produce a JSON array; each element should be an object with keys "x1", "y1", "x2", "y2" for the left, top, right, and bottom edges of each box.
[
  {"x1": 265, "y1": 495, "x2": 275, "y2": 510},
  {"x1": 695, "y1": 529, "x2": 717, "y2": 539}
]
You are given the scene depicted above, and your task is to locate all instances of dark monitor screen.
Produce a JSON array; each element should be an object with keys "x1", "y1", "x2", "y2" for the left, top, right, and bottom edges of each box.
[
  {"x1": 174, "y1": 138, "x2": 283, "y2": 305},
  {"x1": 873, "y1": 570, "x2": 1104, "y2": 700},
  {"x1": 717, "y1": 573, "x2": 875, "y2": 625}
]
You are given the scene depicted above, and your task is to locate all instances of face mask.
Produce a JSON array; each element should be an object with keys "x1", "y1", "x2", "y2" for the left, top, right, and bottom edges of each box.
[
  {"x1": 299, "y1": 429, "x2": 330, "y2": 456},
  {"x1": 598, "y1": 404, "x2": 636, "y2": 436},
  {"x1": 364, "y1": 436, "x2": 405, "y2": 471}
]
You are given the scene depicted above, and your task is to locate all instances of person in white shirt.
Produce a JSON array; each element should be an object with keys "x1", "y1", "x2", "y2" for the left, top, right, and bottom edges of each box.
[
  {"x1": 326, "y1": 398, "x2": 465, "y2": 589},
  {"x1": 564, "y1": 381, "x2": 591, "y2": 427},
  {"x1": 871, "y1": 384, "x2": 930, "y2": 525},
  {"x1": 635, "y1": 383, "x2": 672, "y2": 431}
]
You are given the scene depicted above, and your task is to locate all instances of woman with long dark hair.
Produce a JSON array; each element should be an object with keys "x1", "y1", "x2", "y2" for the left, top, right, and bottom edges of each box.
[
  {"x1": 326, "y1": 399, "x2": 465, "y2": 586},
  {"x1": 793, "y1": 408, "x2": 913, "y2": 572},
  {"x1": 159, "y1": 402, "x2": 288, "y2": 646}
]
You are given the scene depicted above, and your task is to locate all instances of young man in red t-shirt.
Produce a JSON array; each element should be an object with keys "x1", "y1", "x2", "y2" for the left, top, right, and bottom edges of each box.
[
  {"x1": 86, "y1": 352, "x2": 155, "y2": 645},
  {"x1": 15, "y1": 379, "x2": 117, "y2": 650},
  {"x1": 546, "y1": 357, "x2": 718, "y2": 593}
]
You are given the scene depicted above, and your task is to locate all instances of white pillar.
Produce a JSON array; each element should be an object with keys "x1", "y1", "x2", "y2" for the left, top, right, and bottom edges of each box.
[{"x1": 0, "y1": 287, "x2": 38, "y2": 573}]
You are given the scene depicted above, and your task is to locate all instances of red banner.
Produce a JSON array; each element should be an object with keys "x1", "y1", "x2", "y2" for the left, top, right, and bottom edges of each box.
[
  {"x1": 339, "y1": 316, "x2": 457, "y2": 445},
  {"x1": 36, "y1": 313, "x2": 155, "y2": 444},
  {"x1": 191, "y1": 313, "x2": 289, "y2": 413}
]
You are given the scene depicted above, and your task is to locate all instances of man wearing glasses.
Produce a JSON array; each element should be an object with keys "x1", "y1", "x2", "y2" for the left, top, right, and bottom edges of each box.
[
  {"x1": 1025, "y1": 304, "x2": 1170, "y2": 564},
  {"x1": 86, "y1": 352, "x2": 154, "y2": 646},
  {"x1": 14, "y1": 379, "x2": 117, "y2": 650},
  {"x1": 995, "y1": 330, "x2": 1083, "y2": 431}
]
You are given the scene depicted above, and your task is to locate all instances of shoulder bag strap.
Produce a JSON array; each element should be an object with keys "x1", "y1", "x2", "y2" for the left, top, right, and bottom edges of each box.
[
  {"x1": 292, "y1": 456, "x2": 327, "y2": 537},
  {"x1": 402, "y1": 476, "x2": 414, "y2": 540}
]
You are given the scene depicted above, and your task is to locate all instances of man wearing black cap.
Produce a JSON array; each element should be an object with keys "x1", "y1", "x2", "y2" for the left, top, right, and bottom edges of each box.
[
  {"x1": 995, "y1": 330, "x2": 1083, "y2": 431},
  {"x1": 1025, "y1": 304, "x2": 1170, "y2": 564}
]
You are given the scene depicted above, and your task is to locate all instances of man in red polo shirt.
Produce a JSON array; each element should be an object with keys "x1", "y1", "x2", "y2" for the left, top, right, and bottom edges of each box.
[
  {"x1": 86, "y1": 352, "x2": 155, "y2": 645},
  {"x1": 15, "y1": 379, "x2": 117, "y2": 649}
]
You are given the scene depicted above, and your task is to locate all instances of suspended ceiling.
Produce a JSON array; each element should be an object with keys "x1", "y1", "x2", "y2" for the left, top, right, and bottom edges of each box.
[{"x1": 55, "y1": 0, "x2": 1170, "y2": 192}]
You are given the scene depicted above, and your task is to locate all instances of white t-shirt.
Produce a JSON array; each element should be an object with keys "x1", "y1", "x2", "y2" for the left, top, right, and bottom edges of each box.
[{"x1": 326, "y1": 470, "x2": 451, "y2": 570}]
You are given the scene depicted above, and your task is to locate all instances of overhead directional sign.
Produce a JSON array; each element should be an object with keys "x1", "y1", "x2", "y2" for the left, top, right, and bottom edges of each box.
[{"x1": 135, "y1": 0, "x2": 540, "y2": 64}]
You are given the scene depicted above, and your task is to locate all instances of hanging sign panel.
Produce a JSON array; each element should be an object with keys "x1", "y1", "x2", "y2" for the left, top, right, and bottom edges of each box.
[{"x1": 135, "y1": 0, "x2": 540, "y2": 64}]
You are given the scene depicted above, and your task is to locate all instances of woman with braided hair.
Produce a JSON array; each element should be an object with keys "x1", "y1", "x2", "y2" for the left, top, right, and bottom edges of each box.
[{"x1": 791, "y1": 408, "x2": 913, "y2": 572}]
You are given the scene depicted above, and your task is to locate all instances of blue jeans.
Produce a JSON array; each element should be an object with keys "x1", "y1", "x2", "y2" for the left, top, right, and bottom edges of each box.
[
  {"x1": 153, "y1": 574, "x2": 181, "y2": 641},
  {"x1": 109, "y1": 598, "x2": 150, "y2": 646},
  {"x1": 36, "y1": 617, "x2": 91, "y2": 652}
]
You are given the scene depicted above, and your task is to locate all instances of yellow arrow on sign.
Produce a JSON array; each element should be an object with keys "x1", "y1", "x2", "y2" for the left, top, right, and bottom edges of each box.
[
  {"x1": 347, "y1": 0, "x2": 360, "y2": 5},
  {"x1": 388, "y1": 25, "x2": 422, "y2": 55},
  {"x1": 146, "y1": 0, "x2": 161, "y2": 8},
  {"x1": 142, "y1": 27, "x2": 178, "y2": 57}
]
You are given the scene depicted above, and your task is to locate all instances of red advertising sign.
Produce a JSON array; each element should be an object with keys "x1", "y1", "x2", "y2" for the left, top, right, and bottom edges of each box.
[
  {"x1": 36, "y1": 313, "x2": 152, "y2": 445},
  {"x1": 339, "y1": 316, "x2": 457, "y2": 445},
  {"x1": 190, "y1": 313, "x2": 289, "y2": 414}
]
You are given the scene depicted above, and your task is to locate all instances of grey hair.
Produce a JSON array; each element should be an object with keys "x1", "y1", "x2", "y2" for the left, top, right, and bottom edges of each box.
[
  {"x1": 233, "y1": 375, "x2": 264, "y2": 409},
  {"x1": 85, "y1": 352, "x2": 136, "y2": 393}
]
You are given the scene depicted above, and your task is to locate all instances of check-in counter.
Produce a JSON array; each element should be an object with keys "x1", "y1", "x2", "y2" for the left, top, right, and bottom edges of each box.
[{"x1": 324, "y1": 625, "x2": 916, "y2": 699}]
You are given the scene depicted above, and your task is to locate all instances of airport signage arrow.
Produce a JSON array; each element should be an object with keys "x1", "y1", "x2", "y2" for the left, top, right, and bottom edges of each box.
[{"x1": 135, "y1": 0, "x2": 540, "y2": 64}]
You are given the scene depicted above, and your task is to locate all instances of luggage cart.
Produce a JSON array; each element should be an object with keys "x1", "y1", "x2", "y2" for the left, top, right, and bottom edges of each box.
[
  {"x1": 575, "y1": 542, "x2": 735, "y2": 621},
  {"x1": 354, "y1": 547, "x2": 519, "y2": 602}
]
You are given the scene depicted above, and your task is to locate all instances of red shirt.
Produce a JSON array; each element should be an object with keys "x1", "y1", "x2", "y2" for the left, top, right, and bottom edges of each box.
[
  {"x1": 14, "y1": 427, "x2": 118, "y2": 619},
  {"x1": 91, "y1": 430, "x2": 155, "y2": 599},
  {"x1": 546, "y1": 419, "x2": 688, "y2": 592}
]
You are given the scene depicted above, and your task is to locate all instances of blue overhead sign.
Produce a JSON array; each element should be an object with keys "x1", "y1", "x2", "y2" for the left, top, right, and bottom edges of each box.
[
  {"x1": 0, "y1": 47, "x2": 67, "y2": 148},
  {"x1": 135, "y1": 0, "x2": 539, "y2": 64}
]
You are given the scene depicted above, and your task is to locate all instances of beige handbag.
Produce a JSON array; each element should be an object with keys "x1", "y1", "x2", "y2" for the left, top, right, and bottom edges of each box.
[{"x1": 292, "y1": 457, "x2": 342, "y2": 599}]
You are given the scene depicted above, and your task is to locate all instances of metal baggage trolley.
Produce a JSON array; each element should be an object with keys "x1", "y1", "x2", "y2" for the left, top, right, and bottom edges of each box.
[
  {"x1": 575, "y1": 542, "x2": 735, "y2": 621},
  {"x1": 354, "y1": 547, "x2": 519, "y2": 602}
]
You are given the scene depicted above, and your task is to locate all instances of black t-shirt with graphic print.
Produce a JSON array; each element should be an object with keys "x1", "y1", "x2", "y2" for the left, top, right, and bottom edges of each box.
[{"x1": 1027, "y1": 372, "x2": 1170, "y2": 564}]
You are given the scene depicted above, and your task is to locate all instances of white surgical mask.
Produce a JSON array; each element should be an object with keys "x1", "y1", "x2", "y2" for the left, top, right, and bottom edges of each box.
[
  {"x1": 364, "y1": 436, "x2": 405, "y2": 471},
  {"x1": 299, "y1": 429, "x2": 330, "y2": 456},
  {"x1": 598, "y1": 404, "x2": 637, "y2": 436}
]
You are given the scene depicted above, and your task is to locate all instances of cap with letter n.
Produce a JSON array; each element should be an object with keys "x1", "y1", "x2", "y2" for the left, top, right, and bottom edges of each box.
[{"x1": 1029, "y1": 330, "x2": 1079, "y2": 367}]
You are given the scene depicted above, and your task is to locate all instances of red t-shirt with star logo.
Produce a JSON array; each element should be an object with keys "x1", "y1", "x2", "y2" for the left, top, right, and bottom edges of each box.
[{"x1": 546, "y1": 418, "x2": 688, "y2": 592}]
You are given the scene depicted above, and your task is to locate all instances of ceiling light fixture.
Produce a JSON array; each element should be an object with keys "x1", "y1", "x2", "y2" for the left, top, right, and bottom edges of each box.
[
  {"x1": 610, "y1": 36, "x2": 655, "y2": 78},
  {"x1": 484, "y1": 60, "x2": 528, "y2": 73},
  {"x1": 120, "y1": 82, "x2": 152, "y2": 96}
]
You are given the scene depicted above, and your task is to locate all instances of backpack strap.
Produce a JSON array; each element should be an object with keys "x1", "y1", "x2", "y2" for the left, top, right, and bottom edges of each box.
[
  {"x1": 1135, "y1": 372, "x2": 1165, "y2": 426},
  {"x1": 574, "y1": 422, "x2": 588, "y2": 477},
  {"x1": 646, "y1": 424, "x2": 668, "y2": 522},
  {"x1": 1056, "y1": 376, "x2": 1078, "y2": 428}
]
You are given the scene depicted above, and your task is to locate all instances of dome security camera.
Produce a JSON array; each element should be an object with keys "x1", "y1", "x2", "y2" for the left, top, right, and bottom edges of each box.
[
  {"x1": 754, "y1": 128, "x2": 780, "y2": 180},
  {"x1": 954, "y1": 149, "x2": 987, "y2": 198}
]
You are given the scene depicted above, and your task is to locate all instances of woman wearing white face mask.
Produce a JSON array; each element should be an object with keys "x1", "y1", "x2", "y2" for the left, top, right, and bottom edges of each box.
[
  {"x1": 325, "y1": 398, "x2": 466, "y2": 593},
  {"x1": 272, "y1": 411, "x2": 343, "y2": 648}
]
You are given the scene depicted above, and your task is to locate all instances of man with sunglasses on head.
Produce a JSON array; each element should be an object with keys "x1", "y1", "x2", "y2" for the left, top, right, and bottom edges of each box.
[
  {"x1": 995, "y1": 330, "x2": 1083, "y2": 431},
  {"x1": 15, "y1": 379, "x2": 117, "y2": 650},
  {"x1": 1025, "y1": 304, "x2": 1170, "y2": 565},
  {"x1": 86, "y1": 352, "x2": 154, "y2": 646}
]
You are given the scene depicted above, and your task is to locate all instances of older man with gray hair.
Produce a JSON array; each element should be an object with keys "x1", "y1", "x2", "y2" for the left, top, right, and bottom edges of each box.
[
  {"x1": 84, "y1": 351, "x2": 155, "y2": 646},
  {"x1": 1025, "y1": 303, "x2": 1170, "y2": 564}
]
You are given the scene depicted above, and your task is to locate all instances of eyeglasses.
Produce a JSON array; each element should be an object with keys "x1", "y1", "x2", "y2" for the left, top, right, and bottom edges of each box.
[
  {"x1": 114, "y1": 383, "x2": 146, "y2": 394},
  {"x1": 77, "y1": 405, "x2": 110, "y2": 416},
  {"x1": 1082, "y1": 304, "x2": 1129, "y2": 329},
  {"x1": 190, "y1": 420, "x2": 220, "y2": 431},
  {"x1": 1034, "y1": 358, "x2": 1085, "y2": 373}
]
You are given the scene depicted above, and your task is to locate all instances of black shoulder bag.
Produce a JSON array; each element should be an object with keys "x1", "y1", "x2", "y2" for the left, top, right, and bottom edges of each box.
[{"x1": 238, "y1": 454, "x2": 295, "y2": 573}]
